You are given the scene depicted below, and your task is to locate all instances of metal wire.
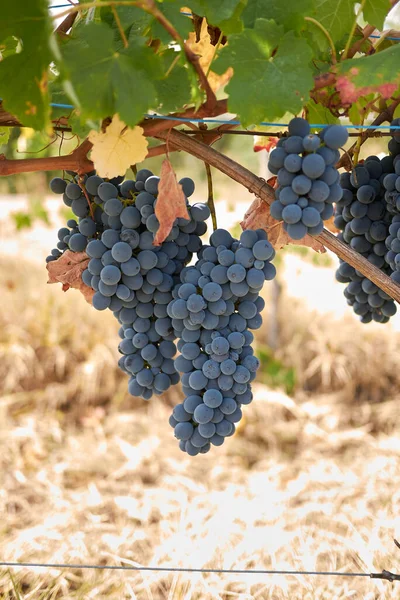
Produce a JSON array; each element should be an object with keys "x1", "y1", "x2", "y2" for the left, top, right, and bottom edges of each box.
[
  {"x1": 180, "y1": 129, "x2": 395, "y2": 137},
  {"x1": 1, "y1": 560, "x2": 400, "y2": 581},
  {"x1": 0, "y1": 561, "x2": 372, "y2": 577},
  {"x1": 46, "y1": 106, "x2": 400, "y2": 130}
]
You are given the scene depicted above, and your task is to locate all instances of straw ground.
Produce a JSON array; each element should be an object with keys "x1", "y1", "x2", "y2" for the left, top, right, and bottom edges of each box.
[{"x1": 0, "y1": 253, "x2": 400, "y2": 599}]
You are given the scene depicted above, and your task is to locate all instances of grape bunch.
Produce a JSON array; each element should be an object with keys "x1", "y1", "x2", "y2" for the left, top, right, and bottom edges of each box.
[
  {"x1": 334, "y1": 156, "x2": 396, "y2": 323},
  {"x1": 47, "y1": 169, "x2": 211, "y2": 399},
  {"x1": 381, "y1": 125, "x2": 400, "y2": 284},
  {"x1": 268, "y1": 118, "x2": 348, "y2": 240},
  {"x1": 167, "y1": 227, "x2": 276, "y2": 455},
  {"x1": 46, "y1": 172, "x2": 106, "y2": 261}
]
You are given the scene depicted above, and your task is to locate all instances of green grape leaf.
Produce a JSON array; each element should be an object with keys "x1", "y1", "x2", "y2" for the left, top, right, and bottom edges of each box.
[
  {"x1": 69, "y1": 110, "x2": 95, "y2": 139},
  {"x1": 363, "y1": 0, "x2": 391, "y2": 30},
  {"x1": 150, "y1": 3, "x2": 193, "y2": 44},
  {"x1": 336, "y1": 45, "x2": 400, "y2": 104},
  {"x1": 314, "y1": 0, "x2": 357, "y2": 42},
  {"x1": 0, "y1": 127, "x2": 11, "y2": 145},
  {"x1": 242, "y1": 0, "x2": 316, "y2": 31},
  {"x1": 61, "y1": 22, "x2": 162, "y2": 127},
  {"x1": 155, "y1": 52, "x2": 192, "y2": 113},
  {"x1": 214, "y1": 27, "x2": 313, "y2": 125},
  {"x1": 0, "y1": 0, "x2": 51, "y2": 129},
  {"x1": 187, "y1": 0, "x2": 246, "y2": 33},
  {"x1": 100, "y1": 5, "x2": 152, "y2": 36},
  {"x1": 305, "y1": 99, "x2": 339, "y2": 126},
  {"x1": 347, "y1": 93, "x2": 375, "y2": 125},
  {"x1": 0, "y1": 36, "x2": 19, "y2": 59}
]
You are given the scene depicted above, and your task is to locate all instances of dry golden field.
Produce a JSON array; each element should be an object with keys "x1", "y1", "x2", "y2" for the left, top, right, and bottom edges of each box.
[{"x1": 1, "y1": 241, "x2": 400, "y2": 599}]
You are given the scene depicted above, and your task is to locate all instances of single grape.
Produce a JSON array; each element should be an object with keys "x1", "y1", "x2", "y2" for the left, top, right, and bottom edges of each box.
[
  {"x1": 50, "y1": 177, "x2": 67, "y2": 194},
  {"x1": 302, "y1": 154, "x2": 326, "y2": 179}
]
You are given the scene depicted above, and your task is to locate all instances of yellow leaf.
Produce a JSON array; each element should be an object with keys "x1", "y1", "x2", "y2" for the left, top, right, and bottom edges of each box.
[
  {"x1": 186, "y1": 18, "x2": 233, "y2": 93},
  {"x1": 88, "y1": 114, "x2": 148, "y2": 178}
]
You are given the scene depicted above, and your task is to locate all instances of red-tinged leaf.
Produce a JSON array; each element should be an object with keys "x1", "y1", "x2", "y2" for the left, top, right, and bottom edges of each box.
[
  {"x1": 253, "y1": 136, "x2": 279, "y2": 153},
  {"x1": 335, "y1": 45, "x2": 400, "y2": 105},
  {"x1": 241, "y1": 197, "x2": 326, "y2": 253},
  {"x1": 336, "y1": 73, "x2": 397, "y2": 105},
  {"x1": 46, "y1": 250, "x2": 94, "y2": 304},
  {"x1": 153, "y1": 158, "x2": 190, "y2": 246}
]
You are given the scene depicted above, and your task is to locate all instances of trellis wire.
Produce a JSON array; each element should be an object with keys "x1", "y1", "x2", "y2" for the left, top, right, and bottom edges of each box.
[
  {"x1": 0, "y1": 560, "x2": 399, "y2": 582},
  {"x1": 47, "y1": 105, "x2": 400, "y2": 130},
  {"x1": 181, "y1": 129, "x2": 395, "y2": 137}
]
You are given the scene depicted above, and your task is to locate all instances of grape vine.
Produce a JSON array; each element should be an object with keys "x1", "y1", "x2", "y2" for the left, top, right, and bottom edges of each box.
[{"x1": 2, "y1": 0, "x2": 400, "y2": 455}]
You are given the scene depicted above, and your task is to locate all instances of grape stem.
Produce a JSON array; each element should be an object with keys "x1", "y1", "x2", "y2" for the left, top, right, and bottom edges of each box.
[
  {"x1": 154, "y1": 127, "x2": 400, "y2": 304},
  {"x1": 336, "y1": 95, "x2": 400, "y2": 169},
  {"x1": 111, "y1": 5, "x2": 129, "y2": 48},
  {"x1": 204, "y1": 162, "x2": 217, "y2": 230},
  {"x1": 342, "y1": 0, "x2": 367, "y2": 61},
  {"x1": 304, "y1": 17, "x2": 337, "y2": 64}
]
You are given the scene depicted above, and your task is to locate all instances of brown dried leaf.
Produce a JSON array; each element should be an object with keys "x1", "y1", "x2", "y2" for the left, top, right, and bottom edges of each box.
[
  {"x1": 241, "y1": 197, "x2": 326, "y2": 253},
  {"x1": 153, "y1": 159, "x2": 190, "y2": 246},
  {"x1": 186, "y1": 18, "x2": 233, "y2": 93},
  {"x1": 325, "y1": 214, "x2": 339, "y2": 234},
  {"x1": 47, "y1": 250, "x2": 94, "y2": 304}
]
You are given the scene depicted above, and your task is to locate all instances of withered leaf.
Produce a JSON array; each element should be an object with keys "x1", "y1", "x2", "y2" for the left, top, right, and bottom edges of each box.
[
  {"x1": 47, "y1": 250, "x2": 94, "y2": 304},
  {"x1": 153, "y1": 159, "x2": 190, "y2": 246},
  {"x1": 186, "y1": 18, "x2": 233, "y2": 93},
  {"x1": 241, "y1": 197, "x2": 326, "y2": 253}
]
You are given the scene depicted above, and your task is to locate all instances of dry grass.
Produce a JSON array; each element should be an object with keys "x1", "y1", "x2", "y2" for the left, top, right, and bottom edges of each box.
[{"x1": 1, "y1": 256, "x2": 400, "y2": 599}]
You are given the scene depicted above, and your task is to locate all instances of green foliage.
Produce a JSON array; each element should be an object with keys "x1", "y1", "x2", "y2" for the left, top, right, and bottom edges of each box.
[
  {"x1": 243, "y1": 0, "x2": 316, "y2": 32},
  {"x1": 11, "y1": 198, "x2": 50, "y2": 231},
  {"x1": 257, "y1": 344, "x2": 296, "y2": 394},
  {"x1": 214, "y1": 26, "x2": 313, "y2": 125},
  {"x1": 337, "y1": 45, "x2": 400, "y2": 102},
  {"x1": 61, "y1": 21, "x2": 162, "y2": 127},
  {"x1": 150, "y1": 3, "x2": 193, "y2": 43},
  {"x1": 0, "y1": 128, "x2": 11, "y2": 145},
  {"x1": 305, "y1": 99, "x2": 339, "y2": 126},
  {"x1": 0, "y1": 0, "x2": 398, "y2": 136},
  {"x1": 363, "y1": 0, "x2": 392, "y2": 31},
  {"x1": 187, "y1": 0, "x2": 247, "y2": 33},
  {"x1": 155, "y1": 51, "x2": 192, "y2": 113},
  {"x1": 0, "y1": 0, "x2": 51, "y2": 129}
]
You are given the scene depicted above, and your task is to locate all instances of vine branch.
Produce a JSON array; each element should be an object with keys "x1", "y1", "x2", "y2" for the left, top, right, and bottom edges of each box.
[
  {"x1": 55, "y1": 10, "x2": 78, "y2": 38},
  {"x1": 346, "y1": 24, "x2": 375, "y2": 58},
  {"x1": 154, "y1": 128, "x2": 400, "y2": 303},
  {"x1": 0, "y1": 139, "x2": 93, "y2": 176}
]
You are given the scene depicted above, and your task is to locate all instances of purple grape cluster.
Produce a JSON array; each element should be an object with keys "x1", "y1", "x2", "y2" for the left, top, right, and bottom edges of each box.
[
  {"x1": 47, "y1": 169, "x2": 211, "y2": 399},
  {"x1": 334, "y1": 150, "x2": 398, "y2": 323},
  {"x1": 167, "y1": 227, "x2": 276, "y2": 455},
  {"x1": 268, "y1": 118, "x2": 348, "y2": 240}
]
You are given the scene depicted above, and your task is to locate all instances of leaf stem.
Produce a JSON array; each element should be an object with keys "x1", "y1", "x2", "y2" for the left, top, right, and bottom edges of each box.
[
  {"x1": 165, "y1": 52, "x2": 181, "y2": 77},
  {"x1": 304, "y1": 17, "x2": 337, "y2": 64},
  {"x1": 204, "y1": 162, "x2": 217, "y2": 230},
  {"x1": 111, "y1": 5, "x2": 129, "y2": 48},
  {"x1": 342, "y1": 0, "x2": 367, "y2": 61}
]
